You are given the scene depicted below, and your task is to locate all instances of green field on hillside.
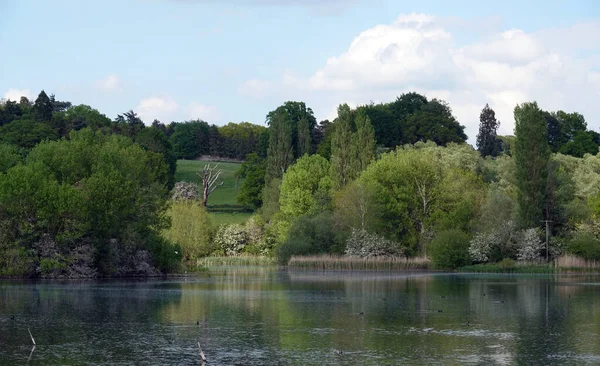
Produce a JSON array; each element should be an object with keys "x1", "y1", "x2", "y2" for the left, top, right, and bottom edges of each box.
[{"x1": 174, "y1": 160, "x2": 252, "y2": 225}]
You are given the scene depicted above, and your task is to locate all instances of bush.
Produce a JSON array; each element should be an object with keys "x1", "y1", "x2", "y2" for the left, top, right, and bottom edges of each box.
[
  {"x1": 344, "y1": 229, "x2": 403, "y2": 258},
  {"x1": 162, "y1": 201, "x2": 213, "y2": 260},
  {"x1": 214, "y1": 224, "x2": 248, "y2": 256},
  {"x1": 497, "y1": 258, "x2": 516, "y2": 270},
  {"x1": 516, "y1": 228, "x2": 543, "y2": 261},
  {"x1": 171, "y1": 181, "x2": 200, "y2": 201},
  {"x1": 276, "y1": 213, "x2": 337, "y2": 264},
  {"x1": 429, "y1": 229, "x2": 471, "y2": 269},
  {"x1": 567, "y1": 233, "x2": 600, "y2": 260},
  {"x1": 469, "y1": 221, "x2": 517, "y2": 263}
]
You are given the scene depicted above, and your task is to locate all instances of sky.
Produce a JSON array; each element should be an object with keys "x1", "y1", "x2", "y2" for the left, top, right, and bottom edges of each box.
[{"x1": 1, "y1": 0, "x2": 599, "y2": 143}]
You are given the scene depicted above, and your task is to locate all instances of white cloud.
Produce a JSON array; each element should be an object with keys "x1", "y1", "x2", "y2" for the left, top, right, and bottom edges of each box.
[
  {"x1": 242, "y1": 13, "x2": 600, "y2": 144},
  {"x1": 187, "y1": 102, "x2": 220, "y2": 121},
  {"x1": 136, "y1": 97, "x2": 179, "y2": 124},
  {"x1": 135, "y1": 96, "x2": 220, "y2": 124},
  {"x1": 3, "y1": 88, "x2": 33, "y2": 102},
  {"x1": 97, "y1": 74, "x2": 120, "y2": 91}
]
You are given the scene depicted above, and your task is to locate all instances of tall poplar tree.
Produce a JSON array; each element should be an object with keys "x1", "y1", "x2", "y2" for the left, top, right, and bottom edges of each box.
[
  {"x1": 331, "y1": 104, "x2": 376, "y2": 189},
  {"x1": 514, "y1": 102, "x2": 550, "y2": 228},
  {"x1": 476, "y1": 104, "x2": 500, "y2": 157}
]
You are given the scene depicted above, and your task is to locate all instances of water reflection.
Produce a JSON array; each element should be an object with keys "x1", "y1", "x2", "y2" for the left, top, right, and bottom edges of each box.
[{"x1": 1, "y1": 270, "x2": 600, "y2": 364}]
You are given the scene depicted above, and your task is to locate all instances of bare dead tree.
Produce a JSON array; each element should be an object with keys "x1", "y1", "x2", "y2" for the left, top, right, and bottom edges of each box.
[{"x1": 197, "y1": 163, "x2": 224, "y2": 207}]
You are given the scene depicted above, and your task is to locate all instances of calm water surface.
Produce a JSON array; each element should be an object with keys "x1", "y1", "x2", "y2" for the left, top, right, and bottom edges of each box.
[{"x1": 1, "y1": 268, "x2": 600, "y2": 365}]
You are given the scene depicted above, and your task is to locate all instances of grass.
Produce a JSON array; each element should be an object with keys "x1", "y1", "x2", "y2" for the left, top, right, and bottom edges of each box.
[
  {"x1": 287, "y1": 255, "x2": 430, "y2": 271},
  {"x1": 458, "y1": 255, "x2": 600, "y2": 273},
  {"x1": 197, "y1": 256, "x2": 276, "y2": 267},
  {"x1": 175, "y1": 160, "x2": 253, "y2": 225}
]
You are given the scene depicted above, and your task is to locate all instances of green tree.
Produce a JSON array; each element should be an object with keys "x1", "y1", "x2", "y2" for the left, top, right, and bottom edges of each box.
[
  {"x1": 279, "y1": 154, "x2": 333, "y2": 219},
  {"x1": 514, "y1": 102, "x2": 550, "y2": 228},
  {"x1": 330, "y1": 104, "x2": 354, "y2": 188},
  {"x1": 0, "y1": 143, "x2": 22, "y2": 173},
  {"x1": 476, "y1": 104, "x2": 501, "y2": 157},
  {"x1": 169, "y1": 120, "x2": 210, "y2": 159},
  {"x1": 330, "y1": 104, "x2": 376, "y2": 189},
  {"x1": 0, "y1": 119, "x2": 58, "y2": 148},
  {"x1": 236, "y1": 153, "x2": 267, "y2": 209},
  {"x1": 266, "y1": 109, "x2": 294, "y2": 181},
  {"x1": 33, "y1": 90, "x2": 53, "y2": 122},
  {"x1": 265, "y1": 101, "x2": 316, "y2": 181},
  {"x1": 559, "y1": 130, "x2": 598, "y2": 157}
]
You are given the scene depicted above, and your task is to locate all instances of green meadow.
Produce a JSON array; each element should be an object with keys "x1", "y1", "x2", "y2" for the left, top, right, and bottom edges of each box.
[{"x1": 174, "y1": 159, "x2": 252, "y2": 225}]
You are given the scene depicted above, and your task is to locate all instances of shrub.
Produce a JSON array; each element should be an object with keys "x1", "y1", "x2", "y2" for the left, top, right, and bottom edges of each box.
[
  {"x1": 162, "y1": 201, "x2": 213, "y2": 260},
  {"x1": 429, "y1": 229, "x2": 471, "y2": 269},
  {"x1": 497, "y1": 258, "x2": 516, "y2": 270},
  {"x1": 567, "y1": 233, "x2": 600, "y2": 260},
  {"x1": 516, "y1": 228, "x2": 543, "y2": 261},
  {"x1": 171, "y1": 181, "x2": 200, "y2": 201},
  {"x1": 469, "y1": 221, "x2": 517, "y2": 263},
  {"x1": 344, "y1": 229, "x2": 403, "y2": 258},
  {"x1": 214, "y1": 224, "x2": 248, "y2": 256},
  {"x1": 276, "y1": 213, "x2": 337, "y2": 264}
]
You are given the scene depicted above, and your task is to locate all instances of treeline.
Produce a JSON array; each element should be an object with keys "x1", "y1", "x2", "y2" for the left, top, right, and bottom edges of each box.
[
  {"x1": 194, "y1": 98, "x2": 600, "y2": 270},
  {"x1": 2, "y1": 89, "x2": 600, "y2": 276}
]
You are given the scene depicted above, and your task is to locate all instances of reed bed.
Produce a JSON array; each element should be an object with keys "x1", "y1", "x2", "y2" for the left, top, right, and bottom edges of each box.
[
  {"x1": 287, "y1": 255, "x2": 430, "y2": 271},
  {"x1": 555, "y1": 254, "x2": 600, "y2": 272},
  {"x1": 197, "y1": 256, "x2": 276, "y2": 267}
]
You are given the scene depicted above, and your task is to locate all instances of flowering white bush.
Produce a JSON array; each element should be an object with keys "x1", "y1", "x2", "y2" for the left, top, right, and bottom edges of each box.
[
  {"x1": 171, "y1": 182, "x2": 199, "y2": 201},
  {"x1": 516, "y1": 228, "x2": 544, "y2": 261},
  {"x1": 214, "y1": 224, "x2": 248, "y2": 256},
  {"x1": 468, "y1": 232, "x2": 492, "y2": 262},
  {"x1": 469, "y1": 221, "x2": 517, "y2": 263},
  {"x1": 345, "y1": 229, "x2": 403, "y2": 258}
]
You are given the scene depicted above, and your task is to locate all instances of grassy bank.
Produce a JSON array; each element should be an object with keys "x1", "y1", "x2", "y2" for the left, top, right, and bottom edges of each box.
[
  {"x1": 287, "y1": 255, "x2": 430, "y2": 271},
  {"x1": 458, "y1": 255, "x2": 600, "y2": 274}
]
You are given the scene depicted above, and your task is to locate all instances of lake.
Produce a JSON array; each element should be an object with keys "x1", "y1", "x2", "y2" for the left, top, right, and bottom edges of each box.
[{"x1": 1, "y1": 268, "x2": 600, "y2": 365}]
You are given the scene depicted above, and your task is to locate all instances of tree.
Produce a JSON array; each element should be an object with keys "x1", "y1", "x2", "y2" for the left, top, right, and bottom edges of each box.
[
  {"x1": 169, "y1": 120, "x2": 210, "y2": 159},
  {"x1": 559, "y1": 130, "x2": 599, "y2": 157},
  {"x1": 265, "y1": 109, "x2": 294, "y2": 181},
  {"x1": 514, "y1": 102, "x2": 550, "y2": 228},
  {"x1": 403, "y1": 99, "x2": 467, "y2": 145},
  {"x1": 236, "y1": 153, "x2": 266, "y2": 209},
  {"x1": 33, "y1": 90, "x2": 53, "y2": 122},
  {"x1": 330, "y1": 104, "x2": 354, "y2": 189},
  {"x1": 330, "y1": 104, "x2": 376, "y2": 189},
  {"x1": 279, "y1": 154, "x2": 333, "y2": 219},
  {"x1": 265, "y1": 101, "x2": 317, "y2": 181},
  {"x1": 476, "y1": 104, "x2": 501, "y2": 157},
  {"x1": 198, "y1": 163, "x2": 223, "y2": 207}
]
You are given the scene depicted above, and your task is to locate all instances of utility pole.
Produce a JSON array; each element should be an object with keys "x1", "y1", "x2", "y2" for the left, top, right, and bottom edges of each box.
[{"x1": 541, "y1": 220, "x2": 552, "y2": 262}]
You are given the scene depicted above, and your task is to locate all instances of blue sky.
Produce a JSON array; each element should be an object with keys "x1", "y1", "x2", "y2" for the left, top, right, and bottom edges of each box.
[{"x1": 1, "y1": 0, "x2": 599, "y2": 142}]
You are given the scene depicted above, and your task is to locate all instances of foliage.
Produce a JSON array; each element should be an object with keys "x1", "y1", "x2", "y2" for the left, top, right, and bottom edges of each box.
[
  {"x1": 214, "y1": 224, "x2": 248, "y2": 256},
  {"x1": 265, "y1": 101, "x2": 317, "y2": 181},
  {"x1": 516, "y1": 228, "x2": 544, "y2": 261},
  {"x1": 514, "y1": 102, "x2": 551, "y2": 228},
  {"x1": 567, "y1": 232, "x2": 600, "y2": 260},
  {"x1": 476, "y1": 104, "x2": 501, "y2": 157},
  {"x1": 357, "y1": 92, "x2": 467, "y2": 148},
  {"x1": 469, "y1": 221, "x2": 517, "y2": 263},
  {"x1": 236, "y1": 153, "x2": 266, "y2": 209},
  {"x1": 0, "y1": 143, "x2": 22, "y2": 173},
  {"x1": 0, "y1": 119, "x2": 58, "y2": 148},
  {"x1": 171, "y1": 182, "x2": 200, "y2": 201},
  {"x1": 428, "y1": 229, "x2": 471, "y2": 269},
  {"x1": 344, "y1": 229, "x2": 403, "y2": 258},
  {"x1": 276, "y1": 213, "x2": 338, "y2": 264},
  {"x1": 279, "y1": 154, "x2": 333, "y2": 219},
  {"x1": 162, "y1": 201, "x2": 213, "y2": 260},
  {"x1": 0, "y1": 128, "x2": 173, "y2": 276},
  {"x1": 330, "y1": 104, "x2": 375, "y2": 189}
]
